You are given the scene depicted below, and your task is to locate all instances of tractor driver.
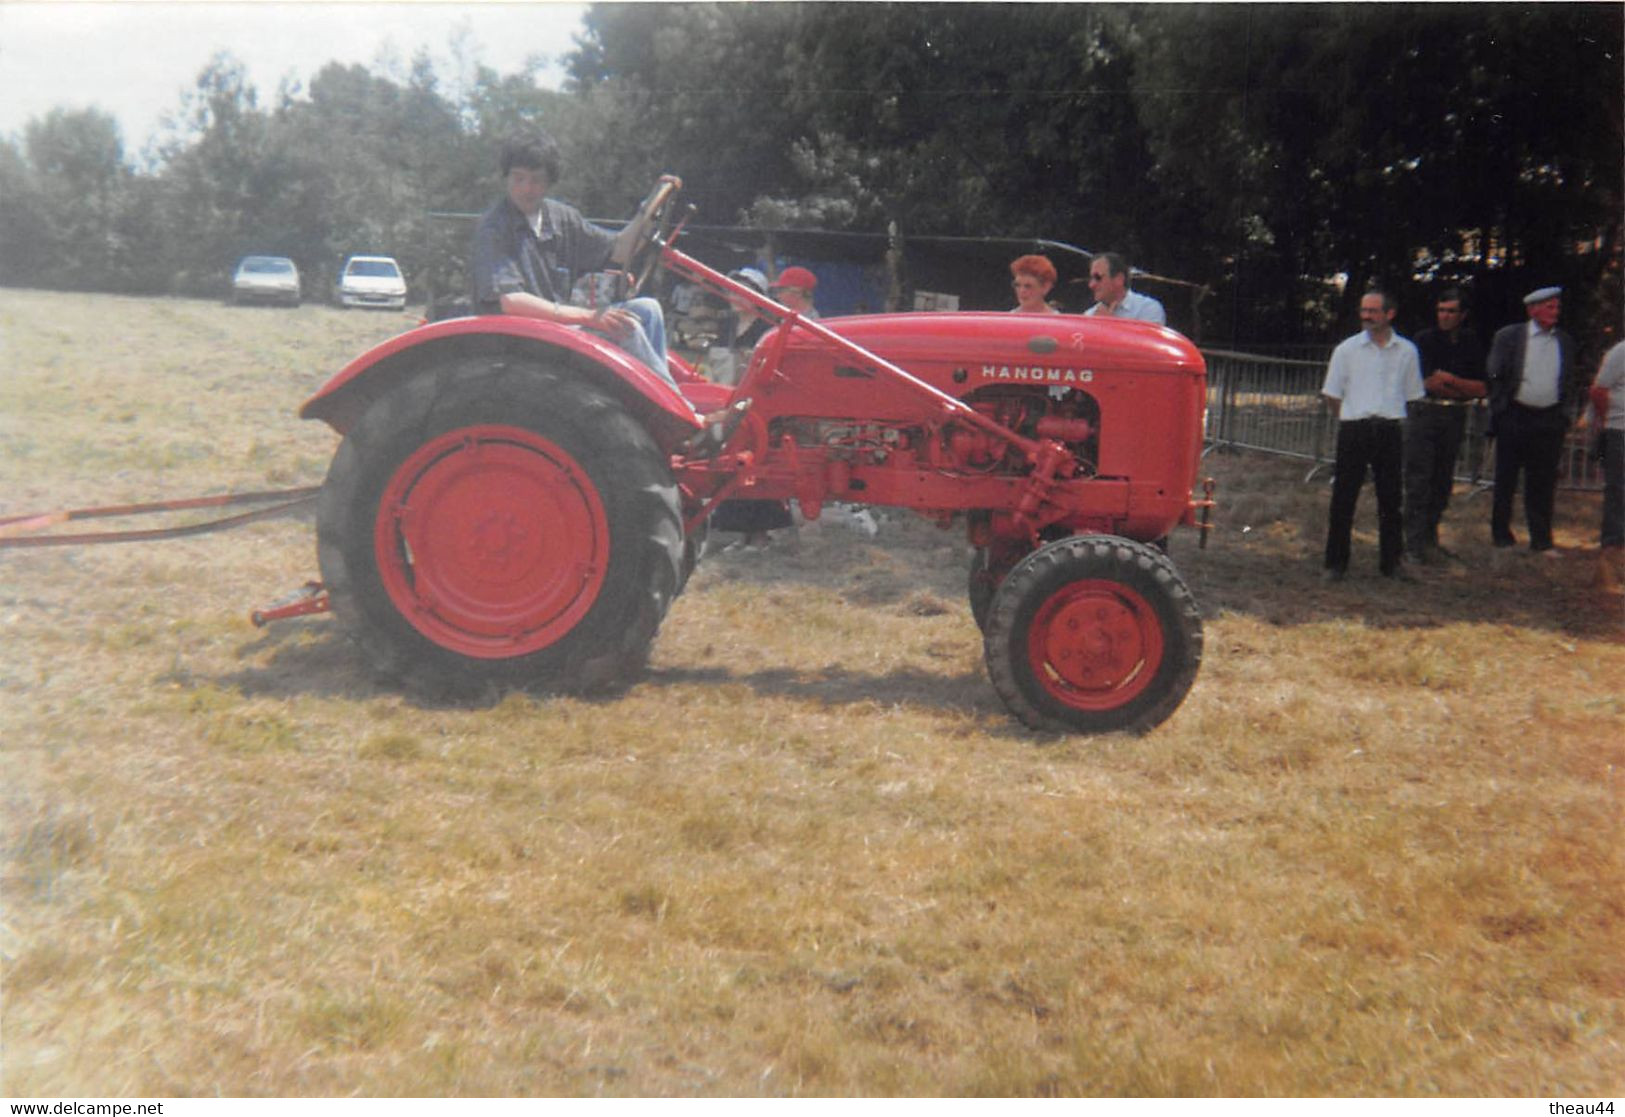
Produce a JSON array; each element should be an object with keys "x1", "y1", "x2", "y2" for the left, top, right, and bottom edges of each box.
[{"x1": 470, "y1": 127, "x2": 683, "y2": 391}]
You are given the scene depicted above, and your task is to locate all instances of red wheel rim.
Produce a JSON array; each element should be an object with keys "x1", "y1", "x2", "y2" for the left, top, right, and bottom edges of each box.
[
  {"x1": 374, "y1": 425, "x2": 609, "y2": 659},
  {"x1": 1025, "y1": 579, "x2": 1165, "y2": 711}
]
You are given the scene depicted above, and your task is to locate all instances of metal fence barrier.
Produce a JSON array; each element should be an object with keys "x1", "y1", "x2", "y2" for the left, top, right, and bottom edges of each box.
[{"x1": 1200, "y1": 347, "x2": 1604, "y2": 491}]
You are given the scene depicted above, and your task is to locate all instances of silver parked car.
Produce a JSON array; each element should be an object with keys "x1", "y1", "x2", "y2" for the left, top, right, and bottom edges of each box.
[
  {"x1": 231, "y1": 255, "x2": 301, "y2": 306},
  {"x1": 333, "y1": 255, "x2": 407, "y2": 310}
]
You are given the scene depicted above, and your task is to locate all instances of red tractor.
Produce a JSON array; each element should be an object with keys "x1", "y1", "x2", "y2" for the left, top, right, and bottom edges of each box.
[{"x1": 290, "y1": 181, "x2": 1210, "y2": 734}]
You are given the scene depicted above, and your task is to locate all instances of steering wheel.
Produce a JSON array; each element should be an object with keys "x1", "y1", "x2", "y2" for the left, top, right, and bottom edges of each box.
[{"x1": 622, "y1": 175, "x2": 683, "y2": 298}]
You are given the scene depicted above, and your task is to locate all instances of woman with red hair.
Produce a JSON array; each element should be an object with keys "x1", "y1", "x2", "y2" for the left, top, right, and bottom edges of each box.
[{"x1": 1009, "y1": 254, "x2": 1059, "y2": 314}]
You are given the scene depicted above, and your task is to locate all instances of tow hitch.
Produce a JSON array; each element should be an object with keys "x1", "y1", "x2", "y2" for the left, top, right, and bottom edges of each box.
[{"x1": 250, "y1": 581, "x2": 331, "y2": 628}]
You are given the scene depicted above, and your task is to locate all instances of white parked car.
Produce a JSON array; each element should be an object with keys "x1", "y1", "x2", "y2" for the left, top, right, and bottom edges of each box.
[
  {"x1": 334, "y1": 255, "x2": 407, "y2": 310},
  {"x1": 231, "y1": 255, "x2": 301, "y2": 306}
]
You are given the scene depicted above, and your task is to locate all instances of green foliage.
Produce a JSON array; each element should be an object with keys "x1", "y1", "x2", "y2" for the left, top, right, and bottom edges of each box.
[
  {"x1": 568, "y1": 3, "x2": 807, "y2": 219},
  {"x1": 3, "y1": 108, "x2": 130, "y2": 290},
  {"x1": 0, "y1": 138, "x2": 49, "y2": 286},
  {"x1": 563, "y1": 1, "x2": 1625, "y2": 345},
  {"x1": 775, "y1": 5, "x2": 1149, "y2": 240},
  {"x1": 156, "y1": 54, "x2": 271, "y2": 293},
  {"x1": 0, "y1": 5, "x2": 1618, "y2": 346},
  {"x1": 1128, "y1": 4, "x2": 1624, "y2": 340}
]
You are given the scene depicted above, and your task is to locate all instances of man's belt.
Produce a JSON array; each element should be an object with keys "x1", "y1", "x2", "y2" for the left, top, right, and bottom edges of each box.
[{"x1": 1416, "y1": 397, "x2": 1476, "y2": 408}]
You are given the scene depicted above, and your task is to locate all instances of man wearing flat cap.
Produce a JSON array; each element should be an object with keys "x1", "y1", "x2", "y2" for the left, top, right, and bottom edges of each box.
[{"x1": 1486, "y1": 286, "x2": 1582, "y2": 555}]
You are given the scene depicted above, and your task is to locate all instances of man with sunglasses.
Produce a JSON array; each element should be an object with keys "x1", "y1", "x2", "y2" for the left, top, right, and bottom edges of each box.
[{"x1": 1084, "y1": 253, "x2": 1166, "y2": 325}]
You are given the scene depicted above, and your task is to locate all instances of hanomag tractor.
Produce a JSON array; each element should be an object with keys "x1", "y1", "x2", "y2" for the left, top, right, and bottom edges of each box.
[{"x1": 288, "y1": 180, "x2": 1210, "y2": 734}]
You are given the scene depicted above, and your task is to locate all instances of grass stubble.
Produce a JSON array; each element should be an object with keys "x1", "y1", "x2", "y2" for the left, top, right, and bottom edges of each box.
[{"x1": 1, "y1": 290, "x2": 1620, "y2": 1096}]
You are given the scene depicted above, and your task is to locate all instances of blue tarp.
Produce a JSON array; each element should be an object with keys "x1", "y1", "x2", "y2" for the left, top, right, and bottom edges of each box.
[{"x1": 773, "y1": 258, "x2": 890, "y2": 318}]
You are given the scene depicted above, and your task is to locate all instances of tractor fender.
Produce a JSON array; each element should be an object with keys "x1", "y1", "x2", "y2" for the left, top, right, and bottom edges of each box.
[{"x1": 299, "y1": 315, "x2": 704, "y2": 447}]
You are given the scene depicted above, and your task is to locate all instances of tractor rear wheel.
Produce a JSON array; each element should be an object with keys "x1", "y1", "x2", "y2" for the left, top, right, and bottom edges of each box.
[
  {"x1": 678, "y1": 514, "x2": 707, "y2": 595},
  {"x1": 983, "y1": 535, "x2": 1202, "y2": 734},
  {"x1": 317, "y1": 357, "x2": 683, "y2": 696}
]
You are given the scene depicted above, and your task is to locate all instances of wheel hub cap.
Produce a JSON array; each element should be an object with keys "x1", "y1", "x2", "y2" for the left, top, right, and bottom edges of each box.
[
  {"x1": 1027, "y1": 580, "x2": 1164, "y2": 708},
  {"x1": 375, "y1": 426, "x2": 609, "y2": 658}
]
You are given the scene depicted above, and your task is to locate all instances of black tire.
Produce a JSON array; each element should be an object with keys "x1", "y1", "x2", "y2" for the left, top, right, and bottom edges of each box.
[
  {"x1": 968, "y1": 548, "x2": 997, "y2": 632},
  {"x1": 678, "y1": 513, "x2": 707, "y2": 595},
  {"x1": 317, "y1": 357, "x2": 684, "y2": 696},
  {"x1": 984, "y1": 535, "x2": 1202, "y2": 735},
  {"x1": 967, "y1": 542, "x2": 1030, "y2": 633}
]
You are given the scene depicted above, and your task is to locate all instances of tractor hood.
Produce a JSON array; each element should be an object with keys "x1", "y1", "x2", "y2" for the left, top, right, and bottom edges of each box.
[{"x1": 781, "y1": 312, "x2": 1205, "y2": 381}]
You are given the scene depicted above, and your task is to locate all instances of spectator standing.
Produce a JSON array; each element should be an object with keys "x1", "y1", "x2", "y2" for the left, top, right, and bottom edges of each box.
[
  {"x1": 1084, "y1": 253, "x2": 1167, "y2": 325},
  {"x1": 1321, "y1": 289, "x2": 1425, "y2": 581},
  {"x1": 771, "y1": 266, "x2": 820, "y2": 320},
  {"x1": 709, "y1": 266, "x2": 793, "y2": 551},
  {"x1": 1486, "y1": 286, "x2": 1582, "y2": 556},
  {"x1": 1404, "y1": 287, "x2": 1487, "y2": 564},
  {"x1": 469, "y1": 128, "x2": 681, "y2": 390},
  {"x1": 1585, "y1": 339, "x2": 1625, "y2": 592},
  {"x1": 703, "y1": 266, "x2": 773, "y2": 386},
  {"x1": 1009, "y1": 254, "x2": 1061, "y2": 314}
]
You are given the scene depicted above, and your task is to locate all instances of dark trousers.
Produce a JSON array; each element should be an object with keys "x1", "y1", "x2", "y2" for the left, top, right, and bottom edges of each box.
[
  {"x1": 710, "y1": 499, "x2": 792, "y2": 534},
  {"x1": 1326, "y1": 418, "x2": 1404, "y2": 574},
  {"x1": 1491, "y1": 403, "x2": 1567, "y2": 550},
  {"x1": 1601, "y1": 429, "x2": 1624, "y2": 548},
  {"x1": 1403, "y1": 402, "x2": 1469, "y2": 552}
]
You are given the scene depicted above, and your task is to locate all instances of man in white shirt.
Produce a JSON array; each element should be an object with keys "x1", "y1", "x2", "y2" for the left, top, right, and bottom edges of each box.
[
  {"x1": 1485, "y1": 286, "x2": 1580, "y2": 556},
  {"x1": 1321, "y1": 288, "x2": 1425, "y2": 581},
  {"x1": 1585, "y1": 340, "x2": 1625, "y2": 592},
  {"x1": 1084, "y1": 253, "x2": 1167, "y2": 325}
]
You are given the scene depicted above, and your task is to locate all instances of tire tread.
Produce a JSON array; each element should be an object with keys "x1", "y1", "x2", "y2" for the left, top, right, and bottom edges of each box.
[
  {"x1": 316, "y1": 357, "x2": 683, "y2": 698},
  {"x1": 983, "y1": 535, "x2": 1202, "y2": 735}
]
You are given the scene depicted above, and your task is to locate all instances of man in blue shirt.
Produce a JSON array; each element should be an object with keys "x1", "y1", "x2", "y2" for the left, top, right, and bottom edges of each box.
[
  {"x1": 1084, "y1": 253, "x2": 1167, "y2": 325},
  {"x1": 469, "y1": 128, "x2": 679, "y2": 389}
]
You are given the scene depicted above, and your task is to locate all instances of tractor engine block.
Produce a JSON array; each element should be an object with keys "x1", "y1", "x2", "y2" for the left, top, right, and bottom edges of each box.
[
  {"x1": 965, "y1": 386, "x2": 1100, "y2": 478},
  {"x1": 772, "y1": 386, "x2": 1099, "y2": 478},
  {"x1": 783, "y1": 418, "x2": 918, "y2": 465}
]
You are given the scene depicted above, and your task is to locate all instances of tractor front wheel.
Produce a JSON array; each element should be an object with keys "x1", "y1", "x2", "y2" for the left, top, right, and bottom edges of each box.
[
  {"x1": 317, "y1": 358, "x2": 683, "y2": 696},
  {"x1": 983, "y1": 535, "x2": 1202, "y2": 734}
]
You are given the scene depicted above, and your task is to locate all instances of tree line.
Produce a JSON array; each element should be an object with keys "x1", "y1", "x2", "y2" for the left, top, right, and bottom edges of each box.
[{"x1": 1, "y1": 2, "x2": 1619, "y2": 352}]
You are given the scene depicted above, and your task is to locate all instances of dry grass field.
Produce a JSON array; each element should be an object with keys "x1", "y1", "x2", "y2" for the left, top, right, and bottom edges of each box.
[{"x1": 2, "y1": 289, "x2": 1621, "y2": 1097}]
